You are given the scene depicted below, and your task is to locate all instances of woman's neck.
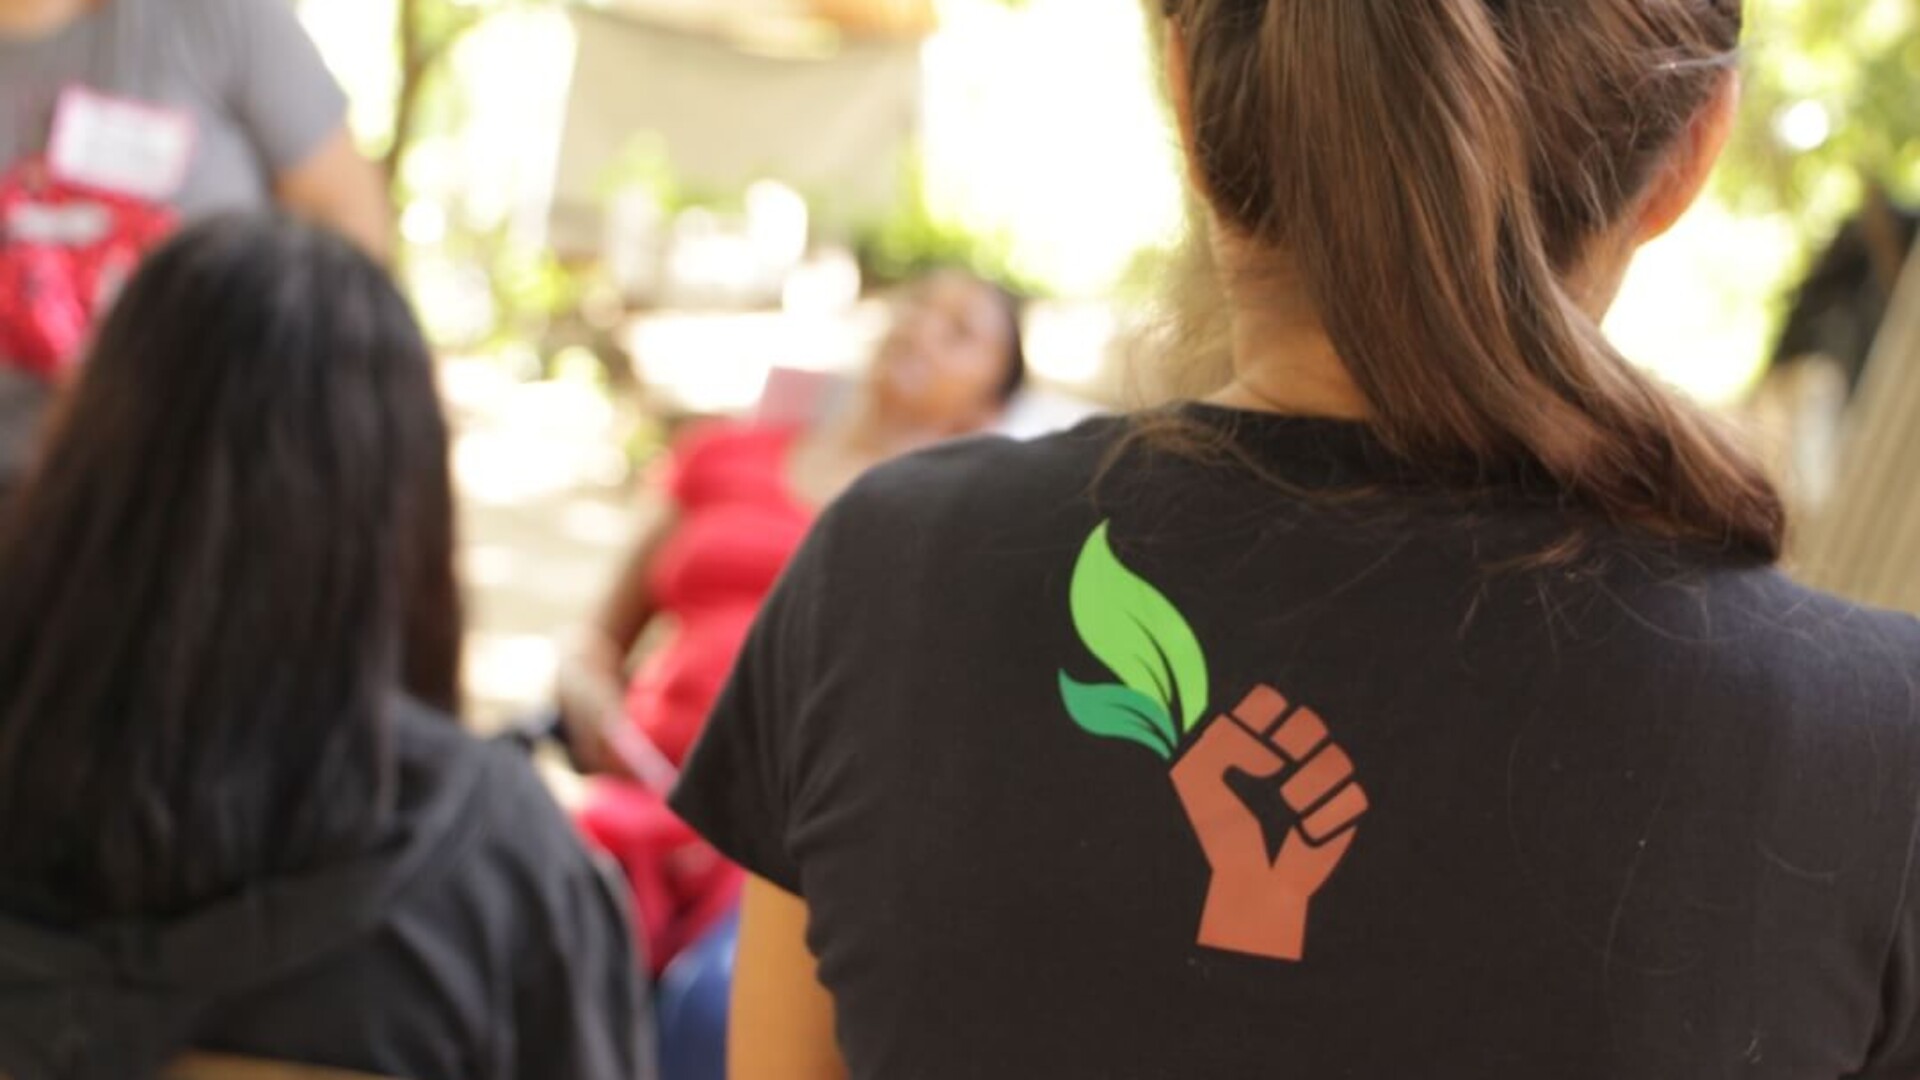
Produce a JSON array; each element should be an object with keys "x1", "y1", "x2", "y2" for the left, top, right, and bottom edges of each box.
[
  {"x1": 0, "y1": 0, "x2": 90, "y2": 39},
  {"x1": 1204, "y1": 243, "x2": 1371, "y2": 420},
  {"x1": 1210, "y1": 313, "x2": 1370, "y2": 420}
]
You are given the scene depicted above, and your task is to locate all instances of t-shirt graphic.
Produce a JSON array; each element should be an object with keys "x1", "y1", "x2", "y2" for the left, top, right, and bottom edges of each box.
[
  {"x1": 1059, "y1": 522, "x2": 1369, "y2": 961},
  {"x1": 0, "y1": 155, "x2": 176, "y2": 378}
]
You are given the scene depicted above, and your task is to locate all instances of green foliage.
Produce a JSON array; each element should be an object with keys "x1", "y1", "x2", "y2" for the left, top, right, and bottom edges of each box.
[
  {"x1": 1065, "y1": 522, "x2": 1211, "y2": 737},
  {"x1": 851, "y1": 149, "x2": 1047, "y2": 296},
  {"x1": 1721, "y1": 0, "x2": 1920, "y2": 240},
  {"x1": 488, "y1": 239, "x2": 583, "y2": 332},
  {"x1": 595, "y1": 134, "x2": 756, "y2": 216},
  {"x1": 1059, "y1": 673, "x2": 1178, "y2": 759}
]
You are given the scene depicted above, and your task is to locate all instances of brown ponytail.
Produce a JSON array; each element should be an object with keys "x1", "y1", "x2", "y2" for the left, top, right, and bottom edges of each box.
[{"x1": 1176, "y1": 0, "x2": 1784, "y2": 560}]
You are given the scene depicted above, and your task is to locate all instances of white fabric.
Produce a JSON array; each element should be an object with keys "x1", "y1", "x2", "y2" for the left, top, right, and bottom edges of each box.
[{"x1": 551, "y1": 8, "x2": 919, "y2": 254}]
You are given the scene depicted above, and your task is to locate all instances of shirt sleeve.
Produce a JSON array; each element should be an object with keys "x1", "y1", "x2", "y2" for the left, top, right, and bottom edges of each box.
[
  {"x1": 1860, "y1": 839, "x2": 1920, "y2": 1077},
  {"x1": 492, "y1": 749, "x2": 656, "y2": 1079},
  {"x1": 513, "y1": 857, "x2": 657, "y2": 1080},
  {"x1": 668, "y1": 499, "x2": 840, "y2": 895},
  {"x1": 1856, "y1": 628, "x2": 1920, "y2": 1078},
  {"x1": 219, "y1": 0, "x2": 350, "y2": 173}
]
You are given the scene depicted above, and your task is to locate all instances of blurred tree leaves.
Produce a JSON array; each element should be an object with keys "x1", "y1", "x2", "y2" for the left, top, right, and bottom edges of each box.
[
  {"x1": 386, "y1": 0, "x2": 541, "y2": 186},
  {"x1": 1722, "y1": 0, "x2": 1920, "y2": 232},
  {"x1": 851, "y1": 149, "x2": 1045, "y2": 294}
]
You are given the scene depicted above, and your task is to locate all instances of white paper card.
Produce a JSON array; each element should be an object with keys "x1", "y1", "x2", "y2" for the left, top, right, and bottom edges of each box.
[{"x1": 46, "y1": 86, "x2": 196, "y2": 203}]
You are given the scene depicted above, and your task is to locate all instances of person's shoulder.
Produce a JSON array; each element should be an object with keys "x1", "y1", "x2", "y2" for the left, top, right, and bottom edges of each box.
[
  {"x1": 387, "y1": 701, "x2": 583, "y2": 869},
  {"x1": 384, "y1": 704, "x2": 638, "y2": 976},
  {"x1": 1744, "y1": 570, "x2": 1920, "y2": 686},
  {"x1": 166, "y1": 0, "x2": 282, "y2": 35},
  {"x1": 151, "y1": 0, "x2": 284, "y2": 72},
  {"x1": 1676, "y1": 557, "x2": 1919, "y2": 662},
  {"x1": 168, "y1": 0, "x2": 303, "y2": 23},
  {"x1": 471, "y1": 738, "x2": 591, "y2": 866},
  {"x1": 1612, "y1": 554, "x2": 1920, "y2": 731}
]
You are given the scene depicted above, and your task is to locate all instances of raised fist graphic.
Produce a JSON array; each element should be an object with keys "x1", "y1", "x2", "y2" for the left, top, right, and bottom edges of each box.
[{"x1": 1171, "y1": 686, "x2": 1369, "y2": 961}]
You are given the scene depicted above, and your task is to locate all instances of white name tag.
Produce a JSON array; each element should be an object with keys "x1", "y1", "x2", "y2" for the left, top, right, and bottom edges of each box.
[
  {"x1": 46, "y1": 85, "x2": 196, "y2": 203},
  {"x1": 5, "y1": 201, "x2": 113, "y2": 246}
]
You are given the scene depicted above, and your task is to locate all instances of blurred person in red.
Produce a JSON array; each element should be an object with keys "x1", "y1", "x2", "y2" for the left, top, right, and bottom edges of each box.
[
  {"x1": 557, "y1": 269, "x2": 1027, "y2": 973},
  {"x1": 0, "y1": 0, "x2": 389, "y2": 503}
]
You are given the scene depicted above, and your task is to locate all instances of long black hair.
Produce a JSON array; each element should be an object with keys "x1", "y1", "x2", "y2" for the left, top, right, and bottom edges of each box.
[{"x1": 0, "y1": 215, "x2": 462, "y2": 922}]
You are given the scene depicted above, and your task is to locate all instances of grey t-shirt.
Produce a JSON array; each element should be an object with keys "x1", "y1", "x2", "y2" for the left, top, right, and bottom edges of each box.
[{"x1": 0, "y1": 0, "x2": 349, "y2": 481}]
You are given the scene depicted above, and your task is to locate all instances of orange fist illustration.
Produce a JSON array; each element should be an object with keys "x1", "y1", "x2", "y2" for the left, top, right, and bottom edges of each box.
[{"x1": 1171, "y1": 686, "x2": 1368, "y2": 961}]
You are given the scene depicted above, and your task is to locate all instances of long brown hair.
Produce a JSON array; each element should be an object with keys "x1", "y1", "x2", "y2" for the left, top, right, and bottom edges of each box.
[{"x1": 1173, "y1": 0, "x2": 1784, "y2": 560}]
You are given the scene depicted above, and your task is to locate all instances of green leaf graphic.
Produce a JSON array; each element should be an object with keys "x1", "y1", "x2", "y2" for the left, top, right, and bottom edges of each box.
[
  {"x1": 1058, "y1": 672, "x2": 1176, "y2": 760},
  {"x1": 1068, "y1": 522, "x2": 1211, "y2": 733}
]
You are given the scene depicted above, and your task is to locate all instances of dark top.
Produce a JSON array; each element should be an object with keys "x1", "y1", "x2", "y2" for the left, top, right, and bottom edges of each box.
[
  {"x1": 673, "y1": 405, "x2": 1920, "y2": 1080},
  {"x1": 0, "y1": 700, "x2": 651, "y2": 1080}
]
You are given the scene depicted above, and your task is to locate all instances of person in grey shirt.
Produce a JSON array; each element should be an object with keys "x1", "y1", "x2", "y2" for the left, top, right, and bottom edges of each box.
[{"x1": 0, "y1": 0, "x2": 390, "y2": 495}]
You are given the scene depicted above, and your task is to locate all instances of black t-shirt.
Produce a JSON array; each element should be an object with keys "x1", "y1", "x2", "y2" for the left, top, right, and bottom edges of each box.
[{"x1": 672, "y1": 406, "x2": 1920, "y2": 1080}]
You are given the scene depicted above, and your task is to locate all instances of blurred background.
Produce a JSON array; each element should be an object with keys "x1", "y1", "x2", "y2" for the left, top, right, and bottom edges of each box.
[{"x1": 286, "y1": 0, "x2": 1920, "y2": 723}]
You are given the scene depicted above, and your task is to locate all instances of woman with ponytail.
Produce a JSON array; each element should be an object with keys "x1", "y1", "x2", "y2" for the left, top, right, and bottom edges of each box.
[{"x1": 671, "y1": 2, "x2": 1920, "y2": 1076}]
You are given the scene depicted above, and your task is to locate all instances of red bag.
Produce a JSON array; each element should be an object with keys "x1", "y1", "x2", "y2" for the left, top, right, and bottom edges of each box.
[{"x1": 0, "y1": 155, "x2": 176, "y2": 380}]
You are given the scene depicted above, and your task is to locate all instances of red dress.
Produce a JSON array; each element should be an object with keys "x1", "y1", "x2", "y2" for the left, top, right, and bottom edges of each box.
[
  {"x1": 627, "y1": 422, "x2": 813, "y2": 763},
  {"x1": 577, "y1": 422, "x2": 813, "y2": 973}
]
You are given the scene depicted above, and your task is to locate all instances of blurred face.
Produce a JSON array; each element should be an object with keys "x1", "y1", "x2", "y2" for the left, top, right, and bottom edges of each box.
[{"x1": 870, "y1": 271, "x2": 1016, "y2": 434}]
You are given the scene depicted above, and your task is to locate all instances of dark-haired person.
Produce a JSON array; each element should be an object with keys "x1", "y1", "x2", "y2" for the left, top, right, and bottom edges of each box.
[
  {"x1": 0, "y1": 0, "x2": 390, "y2": 505},
  {"x1": 0, "y1": 216, "x2": 646, "y2": 1080},
  {"x1": 669, "y1": 2, "x2": 1920, "y2": 1078},
  {"x1": 558, "y1": 268, "x2": 1026, "y2": 975}
]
